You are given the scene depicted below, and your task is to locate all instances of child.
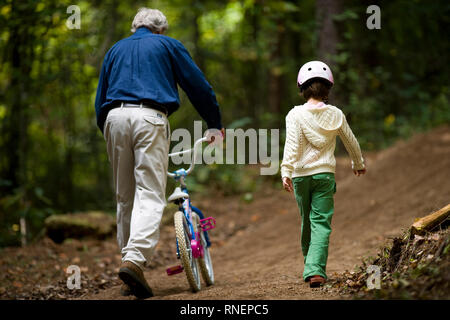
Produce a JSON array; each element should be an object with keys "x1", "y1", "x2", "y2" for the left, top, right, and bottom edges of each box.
[{"x1": 281, "y1": 61, "x2": 366, "y2": 288}]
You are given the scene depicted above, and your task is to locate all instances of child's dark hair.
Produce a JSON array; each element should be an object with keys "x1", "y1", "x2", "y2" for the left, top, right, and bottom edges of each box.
[{"x1": 300, "y1": 78, "x2": 332, "y2": 103}]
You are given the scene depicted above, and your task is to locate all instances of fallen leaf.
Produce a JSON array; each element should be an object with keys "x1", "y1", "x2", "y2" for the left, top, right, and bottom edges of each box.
[
  {"x1": 72, "y1": 257, "x2": 81, "y2": 264},
  {"x1": 346, "y1": 279, "x2": 358, "y2": 287},
  {"x1": 430, "y1": 234, "x2": 440, "y2": 241},
  {"x1": 102, "y1": 257, "x2": 112, "y2": 264}
]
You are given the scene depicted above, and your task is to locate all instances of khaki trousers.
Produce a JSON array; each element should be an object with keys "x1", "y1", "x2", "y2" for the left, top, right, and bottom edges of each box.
[{"x1": 104, "y1": 106, "x2": 170, "y2": 269}]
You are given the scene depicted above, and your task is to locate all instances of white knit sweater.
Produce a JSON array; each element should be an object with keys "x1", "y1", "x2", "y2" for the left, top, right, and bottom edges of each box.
[{"x1": 281, "y1": 102, "x2": 365, "y2": 179}]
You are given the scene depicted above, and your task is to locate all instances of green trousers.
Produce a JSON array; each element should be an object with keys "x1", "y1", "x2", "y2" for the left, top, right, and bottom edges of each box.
[{"x1": 292, "y1": 173, "x2": 336, "y2": 281}]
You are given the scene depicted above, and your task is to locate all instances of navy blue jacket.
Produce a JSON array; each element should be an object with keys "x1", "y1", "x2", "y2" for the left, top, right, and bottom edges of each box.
[{"x1": 95, "y1": 27, "x2": 222, "y2": 133}]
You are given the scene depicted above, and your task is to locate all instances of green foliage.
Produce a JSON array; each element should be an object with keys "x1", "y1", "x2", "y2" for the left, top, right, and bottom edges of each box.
[
  {"x1": 0, "y1": 185, "x2": 55, "y2": 247},
  {"x1": 333, "y1": 0, "x2": 450, "y2": 150}
]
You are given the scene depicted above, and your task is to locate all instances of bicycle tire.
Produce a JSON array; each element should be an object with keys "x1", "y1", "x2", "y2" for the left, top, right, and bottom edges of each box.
[
  {"x1": 174, "y1": 211, "x2": 201, "y2": 292},
  {"x1": 192, "y1": 213, "x2": 215, "y2": 286}
]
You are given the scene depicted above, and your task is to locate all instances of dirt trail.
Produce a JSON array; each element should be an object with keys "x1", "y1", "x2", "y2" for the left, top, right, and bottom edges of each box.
[{"x1": 84, "y1": 126, "x2": 450, "y2": 300}]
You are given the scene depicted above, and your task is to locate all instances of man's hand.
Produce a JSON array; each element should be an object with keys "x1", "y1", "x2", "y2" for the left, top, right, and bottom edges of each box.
[
  {"x1": 353, "y1": 168, "x2": 367, "y2": 176},
  {"x1": 282, "y1": 177, "x2": 293, "y2": 193},
  {"x1": 218, "y1": 128, "x2": 225, "y2": 141},
  {"x1": 206, "y1": 128, "x2": 225, "y2": 145}
]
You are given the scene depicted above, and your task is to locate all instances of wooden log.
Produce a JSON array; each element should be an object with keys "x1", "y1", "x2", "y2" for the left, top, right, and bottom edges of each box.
[{"x1": 411, "y1": 204, "x2": 450, "y2": 235}]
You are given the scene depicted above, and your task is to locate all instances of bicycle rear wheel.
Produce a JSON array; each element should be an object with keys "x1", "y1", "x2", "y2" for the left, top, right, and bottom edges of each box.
[
  {"x1": 193, "y1": 213, "x2": 214, "y2": 286},
  {"x1": 174, "y1": 211, "x2": 201, "y2": 292}
]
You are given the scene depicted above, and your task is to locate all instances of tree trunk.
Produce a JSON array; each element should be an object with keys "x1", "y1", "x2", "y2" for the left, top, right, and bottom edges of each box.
[
  {"x1": 88, "y1": 0, "x2": 120, "y2": 69},
  {"x1": 3, "y1": 1, "x2": 36, "y2": 193},
  {"x1": 316, "y1": 0, "x2": 342, "y2": 63},
  {"x1": 61, "y1": 59, "x2": 75, "y2": 212},
  {"x1": 242, "y1": 1, "x2": 262, "y2": 127},
  {"x1": 191, "y1": 0, "x2": 205, "y2": 72},
  {"x1": 268, "y1": 19, "x2": 285, "y2": 127},
  {"x1": 316, "y1": 0, "x2": 342, "y2": 106}
]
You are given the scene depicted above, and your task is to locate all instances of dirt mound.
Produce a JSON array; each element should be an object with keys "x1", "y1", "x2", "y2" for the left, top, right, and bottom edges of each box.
[
  {"x1": 331, "y1": 125, "x2": 450, "y2": 272},
  {"x1": 329, "y1": 227, "x2": 449, "y2": 299},
  {"x1": 1, "y1": 125, "x2": 449, "y2": 300}
]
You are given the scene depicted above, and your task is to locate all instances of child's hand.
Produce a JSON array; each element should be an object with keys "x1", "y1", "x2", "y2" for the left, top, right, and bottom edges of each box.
[
  {"x1": 282, "y1": 177, "x2": 293, "y2": 192},
  {"x1": 353, "y1": 168, "x2": 366, "y2": 176}
]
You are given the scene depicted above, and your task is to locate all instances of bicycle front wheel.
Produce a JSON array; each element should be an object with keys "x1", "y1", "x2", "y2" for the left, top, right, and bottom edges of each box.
[{"x1": 174, "y1": 211, "x2": 201, "y2": 292}]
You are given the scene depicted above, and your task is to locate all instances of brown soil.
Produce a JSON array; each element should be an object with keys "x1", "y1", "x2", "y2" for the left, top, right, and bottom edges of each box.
[
  {"x1": 329, "y1": 228, "x2": 449, "y2": 299},
  {"x1": 1, "y1": 125, "x2": 449, "y2": 300}
]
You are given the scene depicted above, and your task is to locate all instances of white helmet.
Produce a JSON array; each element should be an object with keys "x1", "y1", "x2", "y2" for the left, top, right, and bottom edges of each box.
[{"x1": 297, "y1": 61, "x2": 334, "y2": 88}]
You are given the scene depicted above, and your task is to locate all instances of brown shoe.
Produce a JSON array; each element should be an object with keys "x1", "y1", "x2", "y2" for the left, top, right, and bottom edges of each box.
[
  {"x1": 118, "y1": 261, "x2": 153, "y2": 299},
  {"x1": 309, "y1": 275, "x2": 325, "y2": 288},
  {"x1": 120, "y1": 283, "x2": 132, "y2": 297}
]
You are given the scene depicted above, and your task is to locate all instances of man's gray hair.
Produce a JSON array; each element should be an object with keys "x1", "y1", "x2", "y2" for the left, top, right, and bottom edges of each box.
[{"x1": 131, "y1": 8, "x2": 168, "y2": 33}]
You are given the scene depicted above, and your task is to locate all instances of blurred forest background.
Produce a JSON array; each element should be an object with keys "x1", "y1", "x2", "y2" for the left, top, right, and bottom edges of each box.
[{"x1": 0, "y1": 0, "x2": 449, "y2": 247}]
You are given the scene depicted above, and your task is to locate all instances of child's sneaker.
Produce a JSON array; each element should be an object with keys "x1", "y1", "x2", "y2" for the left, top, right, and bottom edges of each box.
[{"x1": 309, "y1": 275, "x2": 325, "y2": 288}]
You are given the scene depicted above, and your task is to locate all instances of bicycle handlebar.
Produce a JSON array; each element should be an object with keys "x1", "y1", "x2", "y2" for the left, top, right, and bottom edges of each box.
[{"x1": 167, "y1": 137, "x2": 209, "y2": 178}]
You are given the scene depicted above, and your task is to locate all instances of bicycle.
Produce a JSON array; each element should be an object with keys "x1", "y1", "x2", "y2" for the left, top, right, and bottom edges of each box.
[{"x1": 165, "y1": 137, "x2": 216, "y2": 292}]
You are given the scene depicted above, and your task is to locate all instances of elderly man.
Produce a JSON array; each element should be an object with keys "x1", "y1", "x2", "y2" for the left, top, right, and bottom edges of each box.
[{"x1": 95, "y1": 8, "x2": 223, "y2": 298}]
